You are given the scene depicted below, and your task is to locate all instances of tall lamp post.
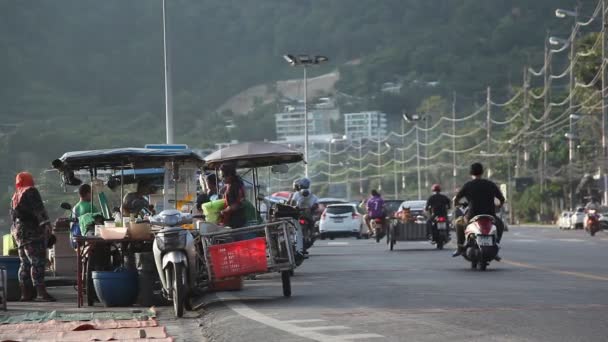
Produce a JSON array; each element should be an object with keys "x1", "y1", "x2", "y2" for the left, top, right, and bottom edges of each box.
[
  {"x1": 404, "y1": 113, "x2": 425, "y2": 199},
  {"x1": 283, "y1": 54, "x2": 329, "y2": 178},
  {"x1": 378, "y1": 142, "x2": 390, "y2": 192},
  {"x1": 162, "y1": 0, "x2": 174, "y2": 144}
]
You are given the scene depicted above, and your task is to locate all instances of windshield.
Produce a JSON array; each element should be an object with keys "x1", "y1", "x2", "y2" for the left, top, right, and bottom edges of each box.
[{"x1": 326, "y1": 205, "x2": 355, "y2": 215}]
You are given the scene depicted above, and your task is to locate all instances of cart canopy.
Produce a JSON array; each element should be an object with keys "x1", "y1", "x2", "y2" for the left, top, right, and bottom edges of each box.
[
  {"x1": 52, "y1": 148, "x2": 205, "y2": 171},
  {"x1": 204, "y1": 142, "x2": 303, "y2": 169}
]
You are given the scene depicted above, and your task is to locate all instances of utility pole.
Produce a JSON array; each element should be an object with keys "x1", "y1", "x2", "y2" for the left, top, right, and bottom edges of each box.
[
  {"x1": 602, "y1": 0, "x2": 608, "y2": 205},
  {"x1": 401, "y1": 119, "x2": 406, "y2": 195},
  {"x1": 523, "y1": 66, "x2": 530, "y2": 175},
  {"x1": 393, "y1": 149, "x2": 398, "y2": 199},
  {"x1": 358, "y1": 137, "x2": 363, "y2": 195},
  {"x1": 541, "y1": 32, "x2": 551, "y2": 214},
  {"x1": 415, "y1": 124, "x2": 422, "y2": 200},
  {"x1": 486, "y1": 86, "x2": 492, "y2": 176},
  {"x1": 424, "y1": 113, "x2": 429, "y2": 189},
  {"x1": 452, "y1": 92, "x2": 457, "y2": 193}
]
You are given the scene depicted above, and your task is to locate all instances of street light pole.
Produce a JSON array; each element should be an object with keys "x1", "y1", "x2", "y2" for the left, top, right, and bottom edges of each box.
[
  {"x1": 162, "y1": 0, "x2": 174, "y2": 144},
  {"x1": 452, "y1": 92, "x2": 457, "y2": 193},
  {"x1": 303, "y1": 65, "x2": 309, "y2": 177},
  {"x1": 359, "y1": 137, "x2": 363, "y2": 195},
  {"x1": 283, "y1": 54, "x2": 329, "y2": 178},
  {"x1": 602, "y1": 0, "x2": 608, "y2": 205}
]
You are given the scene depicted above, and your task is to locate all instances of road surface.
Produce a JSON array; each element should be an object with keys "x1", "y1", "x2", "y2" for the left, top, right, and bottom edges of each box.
[{"x1": 199, "y1": 227, "x2": 608, "y2": 342}]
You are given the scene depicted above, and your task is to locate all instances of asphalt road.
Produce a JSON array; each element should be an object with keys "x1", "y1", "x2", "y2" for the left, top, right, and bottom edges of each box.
[{"x1": 199, "y1": 227, "x2": 608, "y2": 342}]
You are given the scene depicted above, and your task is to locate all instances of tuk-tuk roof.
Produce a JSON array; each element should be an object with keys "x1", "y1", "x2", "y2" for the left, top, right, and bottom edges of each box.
[
  {"x1": 53, "y1": 148, "x2": 205, "y2": 171},
  {"x1": 204, "y1": 142, "x2": 303, "y2": 169}
]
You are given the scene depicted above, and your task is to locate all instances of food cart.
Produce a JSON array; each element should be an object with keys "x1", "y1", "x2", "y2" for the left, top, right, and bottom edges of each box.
[
  {"x1": 201, "y1": 142, "x2": 304, "y2": 293},
  {"x1": 52, "y1": 148, "x2": 204, "y2": 307}
]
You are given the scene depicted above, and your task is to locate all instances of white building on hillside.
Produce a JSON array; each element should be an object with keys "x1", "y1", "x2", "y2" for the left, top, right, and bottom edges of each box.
[{"x1": 344, "y1": 111, "x2": 388, "y2": 140}]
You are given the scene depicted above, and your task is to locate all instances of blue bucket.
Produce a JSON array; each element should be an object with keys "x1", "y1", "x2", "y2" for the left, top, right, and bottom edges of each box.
[
  {"x1": 0, "y1": 256, "x2": 22, "y2": 301},
  {"x1": 0, "y1": 256, "x2": 20, "y2": 280},
  {"x1": 92, "y1": 270, "x2": 138, "y2": 307}
]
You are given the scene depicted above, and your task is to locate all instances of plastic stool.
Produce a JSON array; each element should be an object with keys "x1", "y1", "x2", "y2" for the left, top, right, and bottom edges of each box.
[{"x1": 0, "y1": 266, "x2": 7, "y2": 310}]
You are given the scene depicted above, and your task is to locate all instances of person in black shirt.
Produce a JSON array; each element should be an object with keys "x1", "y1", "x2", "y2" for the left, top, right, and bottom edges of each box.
[
  {"x1": 425, "y1": 184, "x2": 451, "y2": 241},
  {"x1": 452, "y1": 162, "x2": 505, "y2": 258}
]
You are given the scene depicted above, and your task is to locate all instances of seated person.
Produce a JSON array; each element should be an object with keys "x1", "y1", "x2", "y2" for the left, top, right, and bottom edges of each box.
[{"x1": 122, "y1": 180, "x2": 156, "y2": 217}]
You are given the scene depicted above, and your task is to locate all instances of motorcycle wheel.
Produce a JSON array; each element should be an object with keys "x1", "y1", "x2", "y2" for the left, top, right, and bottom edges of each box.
[
  {"x1": 169, "y1": 263, "x2": 186, "y2": 318},
  {"x1": 471, "y1": 261, "x2": 478, "y2": 269},
  {"x1": 479, "y1": 262, "x2": 488, "y2": 271},
  {"x1": 281, "y1": 271, "x2": 292, "y2": 297}
]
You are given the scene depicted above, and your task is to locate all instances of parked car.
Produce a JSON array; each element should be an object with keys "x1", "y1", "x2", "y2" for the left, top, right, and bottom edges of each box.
[
  {"x1": 572, "y1": 207, "x2": 585, "y2": 229},
  {"x1": 384, "y1": 199, "x2": 405, "y2": 218},
  {"x1": 558, "y1": 211, "x2": 573, "y2": 229},
  {"x1": 318, "y1": 203, "x2": 365, "y2": 239}
]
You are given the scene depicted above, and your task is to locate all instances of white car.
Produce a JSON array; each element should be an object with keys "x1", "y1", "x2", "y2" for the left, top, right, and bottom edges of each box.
[
  {"x1": 571, "y1": 207, "x2": 585, "y2": 229},
  {"x1": 318, "y1": 203, "x2": 365, "y2": 239},
  {"x1": 558, "y1": 211, "x2": 573, "y2": 229}
]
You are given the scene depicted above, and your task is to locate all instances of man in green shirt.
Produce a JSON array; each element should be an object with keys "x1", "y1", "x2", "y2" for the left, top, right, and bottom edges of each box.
[{"x1": 73, "y1": 184, "x2": 97, "y2": 219}]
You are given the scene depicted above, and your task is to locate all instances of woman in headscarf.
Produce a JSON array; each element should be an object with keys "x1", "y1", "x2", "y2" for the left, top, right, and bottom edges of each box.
[{"x1": 10, "y1": 172, "x2": 55, "y2": 301}]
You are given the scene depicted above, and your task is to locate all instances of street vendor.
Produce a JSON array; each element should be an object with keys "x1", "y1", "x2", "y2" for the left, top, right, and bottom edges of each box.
[
  {"x1": 10, "y1": 172, "x2": 56, "y2": 302},
  {"x1": 73, "y1": 184, "x2": 98, "y2": 218},
  {"x1": 219, "y1": 163, "x2": 247, "y2": 228},
  {"x1": 122, "y1": 180, "x2": 155, "y2": 217}
]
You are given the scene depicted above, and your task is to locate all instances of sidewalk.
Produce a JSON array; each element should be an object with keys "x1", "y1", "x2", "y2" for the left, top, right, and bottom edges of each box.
[{"x1": 0, "y1": 286, "x2": 207, "y2": 342}]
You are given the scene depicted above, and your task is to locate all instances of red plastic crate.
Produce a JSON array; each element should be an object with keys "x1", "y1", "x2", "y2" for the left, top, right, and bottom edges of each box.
[{"x1": 208, "y1": 237, "x2": 268, "y2": 279}]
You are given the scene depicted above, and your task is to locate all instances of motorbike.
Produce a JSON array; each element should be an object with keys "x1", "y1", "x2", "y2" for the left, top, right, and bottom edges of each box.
[
  {"x1": 269, "y1": 203, "x2": 308, "y2": 265},
  {"x1": 431, "y1": 215, "x2": 450, "y2": 250},
  {"x1": 370, "y1": 217, "x2": 386, "y2": 243},
  {"x1": 584, "y1": 209, "x2": 601, "y2": 236},
  {"x1": 461, "y1": 214, "x2": 499, "y2": 271},
  {"x1": 152, "y1": 209, "x2": 207, "y2": 317}
]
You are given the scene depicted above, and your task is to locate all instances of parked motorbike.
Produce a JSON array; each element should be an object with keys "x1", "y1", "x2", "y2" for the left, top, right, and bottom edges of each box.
[
  {"x1": 152, "y1": 209, "x2": 207, "y2": 317},
  {"x1": 461, "y1": 215, "x2": 499, "y2": 271},
  {"x1": 585, "y1": 209, "x2": 601, "y2": 236},
  {"x1": 431, "y1": 215, "x2": 450, "y2": 250}
]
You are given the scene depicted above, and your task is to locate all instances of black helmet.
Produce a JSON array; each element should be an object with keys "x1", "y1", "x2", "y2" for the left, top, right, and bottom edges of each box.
[
  {"x1": 298, "y1": 178, "x2": 311, "y2": 190},
  {"x1": 292, "y1": 179, "x2": 301, "y2": 191}
]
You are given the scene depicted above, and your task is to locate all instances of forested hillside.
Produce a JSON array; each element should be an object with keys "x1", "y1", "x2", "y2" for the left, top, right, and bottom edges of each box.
[{"x1": 0, "y1": 0, "x2": 597, "y2": 199}]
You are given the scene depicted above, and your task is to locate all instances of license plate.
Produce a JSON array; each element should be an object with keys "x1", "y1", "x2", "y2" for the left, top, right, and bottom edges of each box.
[
  {"x1": 477, "y1": 235, "x2": 494, "y2": 246},
  {"x1": 333, "y1": 218, "x2": 343, "y2": 223},
  {"x1": 437, "y1": 222, "x2": 446, "y2": 230}
]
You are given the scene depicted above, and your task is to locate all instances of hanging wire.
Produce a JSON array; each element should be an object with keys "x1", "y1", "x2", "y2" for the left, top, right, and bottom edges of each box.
[{"x1": 490, "y1": 90, "x2": 523, "y2": 107}]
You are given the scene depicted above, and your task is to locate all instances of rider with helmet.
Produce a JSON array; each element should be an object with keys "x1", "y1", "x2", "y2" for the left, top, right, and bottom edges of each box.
[
  {"x1": 425, "y1": 184, "x2": 451, "y2": 241},
  {"x1": 290, "y1": 178, "x2": 318, "y2": 210}
]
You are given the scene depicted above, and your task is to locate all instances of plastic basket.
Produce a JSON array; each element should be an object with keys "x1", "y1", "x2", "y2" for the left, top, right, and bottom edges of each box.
[{"x1": 209, "y1": 237, "x2": 268, "y2": 279}]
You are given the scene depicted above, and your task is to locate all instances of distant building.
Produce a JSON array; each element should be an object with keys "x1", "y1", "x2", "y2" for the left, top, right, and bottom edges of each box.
[
  {"x1": 344, "y1": 111, "x2": 388, "y2": 140},
  {"x1": 381, "y1": 82, "x2": 402, "y2": 94},
  {"x1": 274, "y1": 99, "x2": 339, "y2": 141}
]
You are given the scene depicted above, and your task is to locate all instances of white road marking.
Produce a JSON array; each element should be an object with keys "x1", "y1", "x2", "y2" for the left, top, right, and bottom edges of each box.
[
  {"x1": 283, "y1": 319, "x2": 326, "y2": 324},
  {"x1": 215, "y1": 293, "x2": 384, "y2": 341},
  {"x1": 328, "y1": 242, "x2": 349, "y2": 246},
  {"x1": 509, "y1": 239, "x2": 538, "y2": 243},
  {"x1": 556, "y1": 238, "x2": 586, "y2": 242}
]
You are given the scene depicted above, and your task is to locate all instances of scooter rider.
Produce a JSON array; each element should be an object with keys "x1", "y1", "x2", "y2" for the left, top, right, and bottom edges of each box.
[
  {"x1": 364, "y1": 189, "x2": 385, "y2": 236},
  {"x1": 452, "y1": 162, "x2": 505, "y2": 258},
  {"x1": 425, "y1": 184, "x2": 451, "y2": 241}
]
